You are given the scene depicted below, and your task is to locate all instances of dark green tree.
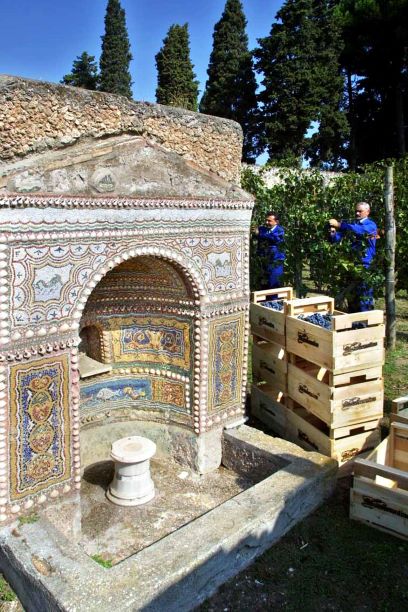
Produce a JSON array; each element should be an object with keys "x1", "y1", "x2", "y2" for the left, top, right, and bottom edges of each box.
[
  {"x1": 337, "y1": 0, "x2": 408, "y2": 166},
  {"x1": 155, "y1": 24, "x2": 199, "y2": 111},
  {"x1": 255, "y1": 0, "x2": 348, "y2": 168},
  {"x1": 304, "y1": 1, "x2": 350, "y2": 169},
  {"x1": 99, "y1": 0, "x2": 133, "y2": 98},
  {"x1": 61, "y1": 52, "x2": 99, "y2": 90},
  {"x1": 199, "y1": 0, "x2": 258, "y2": 163}
]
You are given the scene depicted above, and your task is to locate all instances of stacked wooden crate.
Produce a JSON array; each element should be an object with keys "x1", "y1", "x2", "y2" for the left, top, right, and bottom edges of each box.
[
  {"x1": 350, "y1": 397, "x2": 408, "y2": 539},
  {"x1": 285, "y1": 297, "x2": 384, "y2": 464},
  {"x1": 251, "y1": 290, "x2": 385, "y2": 465},
  {"x1": 251, "y1": 290, "x2": 336, "y2": 438},
  {"x1": 250, "y1": 287, "x2": 292, "y2": 437}
]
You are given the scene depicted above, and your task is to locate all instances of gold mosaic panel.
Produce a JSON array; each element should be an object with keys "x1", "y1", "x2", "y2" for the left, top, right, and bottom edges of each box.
[
  {"x1": 108, "y1": 315, "x2": 191, "y2": 369},
  {"x1": 9, "y1": 355, "x2": 72, "y2": 501},
  {"x1": 207, "y1": 313, "x2": 245, "y2": 414}
]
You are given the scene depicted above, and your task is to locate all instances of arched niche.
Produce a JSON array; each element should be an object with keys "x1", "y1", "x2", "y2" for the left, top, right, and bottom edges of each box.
[{"x1": 78, "y1": 255, "x2": 200, "y2": 455}]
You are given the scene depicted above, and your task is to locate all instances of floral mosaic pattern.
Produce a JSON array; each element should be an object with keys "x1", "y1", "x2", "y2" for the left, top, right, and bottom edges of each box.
[
  {"x1": 108, "y1": 315, "x2": 191, "y2": 370},
  {"x1": 9, "y1": 355, "x2": 71, "y2": 500},
  {"x1": 207, "y1": 313, "x2": 244, "y2": 413}
]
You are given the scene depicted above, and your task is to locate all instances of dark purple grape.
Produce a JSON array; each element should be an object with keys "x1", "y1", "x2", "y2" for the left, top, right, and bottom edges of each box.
[
  {"x1": 261, "y1": 300, "x2": 284, "y2": 311},
  {"x1": 297, "y1": 312, "x2": 332, "y2": 329},
  {"x1": 351, "y1": 321, "x2": 368, "y2": 329}
]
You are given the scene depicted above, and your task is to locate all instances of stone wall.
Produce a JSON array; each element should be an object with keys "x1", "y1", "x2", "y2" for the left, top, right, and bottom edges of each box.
[
  {"x1": 0, "y1": 75, "x2": 243, "y2": 183},
  {"x1": 245, "y1": 164, "x2": 342, "y2": 187}
]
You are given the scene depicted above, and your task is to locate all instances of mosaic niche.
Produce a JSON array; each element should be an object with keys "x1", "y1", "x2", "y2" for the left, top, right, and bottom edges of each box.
[
  {"x1": 80, "y1": 373, "x2": 188, "y2": 415},
  {"x1": 84, "y1": 256, "x2": 195, "y2": 308},
  {"x1": 77, "y1": 255, "x2": 195, "y2": 426},
  {"x1": 207, "y1": 313, "x2": 245, "y2": 414},
  {"x1": 9, "y1": 355, "x2": 72, "y2": 501},
  {"x1": 107, "y1": 315, "x2": 192, "y2": 371}
]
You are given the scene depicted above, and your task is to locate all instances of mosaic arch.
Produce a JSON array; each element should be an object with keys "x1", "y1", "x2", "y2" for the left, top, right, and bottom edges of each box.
[
  {"x1": 64, "y1": 244, "x2": 206, "y2": 330},
  {"x1": 78, "y1": 253, "x2": 198, "y2": 427}
]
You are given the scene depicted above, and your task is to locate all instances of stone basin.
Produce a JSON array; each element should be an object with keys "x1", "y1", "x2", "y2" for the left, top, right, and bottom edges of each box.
[{"x1": 0, "y1": 425, "x2": 337, "y2": 612}]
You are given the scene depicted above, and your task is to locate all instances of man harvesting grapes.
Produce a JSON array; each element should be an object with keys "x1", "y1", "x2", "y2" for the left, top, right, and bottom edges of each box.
[
  {"x1": 328, "y1": 202, "x2": 378, "y2": 312},
  {"x1": 253, "y1": 211, "x2": 285, "y2": 289}
]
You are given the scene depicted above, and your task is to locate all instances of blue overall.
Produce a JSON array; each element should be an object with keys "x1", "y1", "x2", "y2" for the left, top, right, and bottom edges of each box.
[
  {"x1": 331, "y1": 217, "x2": 377, "y2": 311},
  {"x1": 257, "y1": 224, "x2": 285, "y2": 289}
]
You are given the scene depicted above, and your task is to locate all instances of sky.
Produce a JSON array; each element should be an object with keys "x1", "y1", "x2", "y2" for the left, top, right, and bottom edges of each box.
[{"x1": 0, "y1": 0, "x2": 284, "y2": 103}]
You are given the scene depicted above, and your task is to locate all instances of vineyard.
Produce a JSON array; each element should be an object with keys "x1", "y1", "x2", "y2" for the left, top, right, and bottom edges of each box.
[{"x1": 243, "y1": 157, "x2": 408, "y2": 306}]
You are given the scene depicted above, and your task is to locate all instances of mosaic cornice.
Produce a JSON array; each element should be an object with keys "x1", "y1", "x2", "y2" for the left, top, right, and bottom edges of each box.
[
  {"x1": 1, "y1": 227, "x2": 249, "y2": 241},
  {"x1": 0, "y1": 195, "x2": 254, "y2": 210},
  {"x1": 0, "y1": 338, "x2": 78, "y2": 363}
]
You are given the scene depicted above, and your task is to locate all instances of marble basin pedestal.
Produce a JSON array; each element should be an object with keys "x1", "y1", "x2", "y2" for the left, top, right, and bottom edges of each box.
[{"x1": 106, "y1": 436, "x2": 156, "y2": 507}]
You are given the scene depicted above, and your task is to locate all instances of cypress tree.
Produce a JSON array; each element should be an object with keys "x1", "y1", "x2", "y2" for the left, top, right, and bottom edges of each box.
[
  {"x1": 100, "y1": 0, "x2": 133, "y2": 98},
  {"x1": 305, "y1": 1, "x2": 349, "y2": 168},
  {"x1": 255, "y1": 0, "x2": 348, "y2": 167},
  {"x1": 155, "y1": 24, "x2": 199, "y2": 111},
  {"x1": 61, "y1": 52, "x2": 99, "y2": 90},
  {"x1": 199, "y1": 0, "x2": 258, "y2": 163}
]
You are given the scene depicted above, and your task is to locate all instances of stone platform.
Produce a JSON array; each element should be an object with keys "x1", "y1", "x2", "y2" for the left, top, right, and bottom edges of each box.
[{"x1": 0, "y1": 426, "x2": 337, "y2": 612}]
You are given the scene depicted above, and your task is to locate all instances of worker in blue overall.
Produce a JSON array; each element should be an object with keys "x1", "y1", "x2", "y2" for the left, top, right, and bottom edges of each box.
[
  {"x1": 329, "y1": 202, "x2": 377, "y2": 312},
  {"x1": 253, "y1": 211, "x2": 285, "y2": 289}
]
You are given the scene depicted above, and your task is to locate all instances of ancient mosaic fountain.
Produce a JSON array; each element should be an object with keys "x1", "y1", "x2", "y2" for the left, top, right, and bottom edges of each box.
[
  {"x1": 0, "y1": 75, "x2": 255, "y2": 521},
  {"x1": 0, "y1": 76, "x2": 336, "y2": 611}
]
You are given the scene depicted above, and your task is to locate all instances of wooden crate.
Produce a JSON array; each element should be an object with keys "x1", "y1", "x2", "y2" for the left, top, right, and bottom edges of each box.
[
  {"x1": 252, "y1": 336, "x2": 287, "y2": 388},
  {"x1": 251, "y1": 382, "x2": 287, "y2": 437},
  {"x1": 286, "y1": 295, "x2": 335, "y2": 317},
  {"x1": 389, "y1": 421, "x2": 408, "y2": 472},
  {"x1": 250, "y1": 287, "x2": 293, "y2": 345},
  {"x1": 287, "y1": 360, "x2": 383, "y2": 429},
  {"x1": 288, "y1": 353, "x2": 383, "y2": 387},
  {"x1": 350, "y1": 422, "x2": 408, "y2": 540},
  {"x1": 286, "y1": 307, "x2": 385, "y2": 373},
  {"x1": 391, "y1": 396, "x2": 408, "y2": 426},
  {"x1": 286, "y1": 400, "x2": 380, "y2": 465}
]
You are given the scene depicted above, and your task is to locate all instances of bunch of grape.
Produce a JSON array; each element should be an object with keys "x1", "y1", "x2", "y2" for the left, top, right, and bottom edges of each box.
[
  {"x1": 351, "y1": 321, "x2": 368, "y2": 329},
  {"x1": 261, "y1": 300, "x2": 284, "y2": 311},
  {"x1": 297, "y1": 312, "x2": 332, "y2": 329}
]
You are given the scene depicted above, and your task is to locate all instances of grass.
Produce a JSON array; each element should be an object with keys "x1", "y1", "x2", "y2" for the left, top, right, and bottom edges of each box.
[
  {"x1": 0, "y1": 575, "x2": 16, "y2": 602},
  {"x1": 380, "y1": 297, "x2": 408, "y2": 408},
  {"x1": 17, "y1": 512, "x2": 39, "y2": 526},
  {"x1": 201, "y1": 481, "x2": 408, "y2": 611},
  {"x1": 91, "y1": 554, "x2": 113, "y2": 569},
  {"x1": 201, "y1": 293, "x2": 408, "y2": 612}
]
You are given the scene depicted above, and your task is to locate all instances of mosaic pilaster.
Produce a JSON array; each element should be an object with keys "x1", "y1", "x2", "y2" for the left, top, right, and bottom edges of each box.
[
  {"x1": 2, "y1": 352, "x2": 74, "y2": 520},
  {"x1": 206, "y1": 312, "x2": 247, "y2": 428}
]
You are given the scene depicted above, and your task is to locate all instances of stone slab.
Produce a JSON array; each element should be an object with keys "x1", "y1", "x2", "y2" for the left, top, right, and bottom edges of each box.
[
  {"x1": 0, "y1": 426, "x2": 337, "y2": 612},
  {"x1": 79, "y1": 354, "x2": 112, "y2": 378}
]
